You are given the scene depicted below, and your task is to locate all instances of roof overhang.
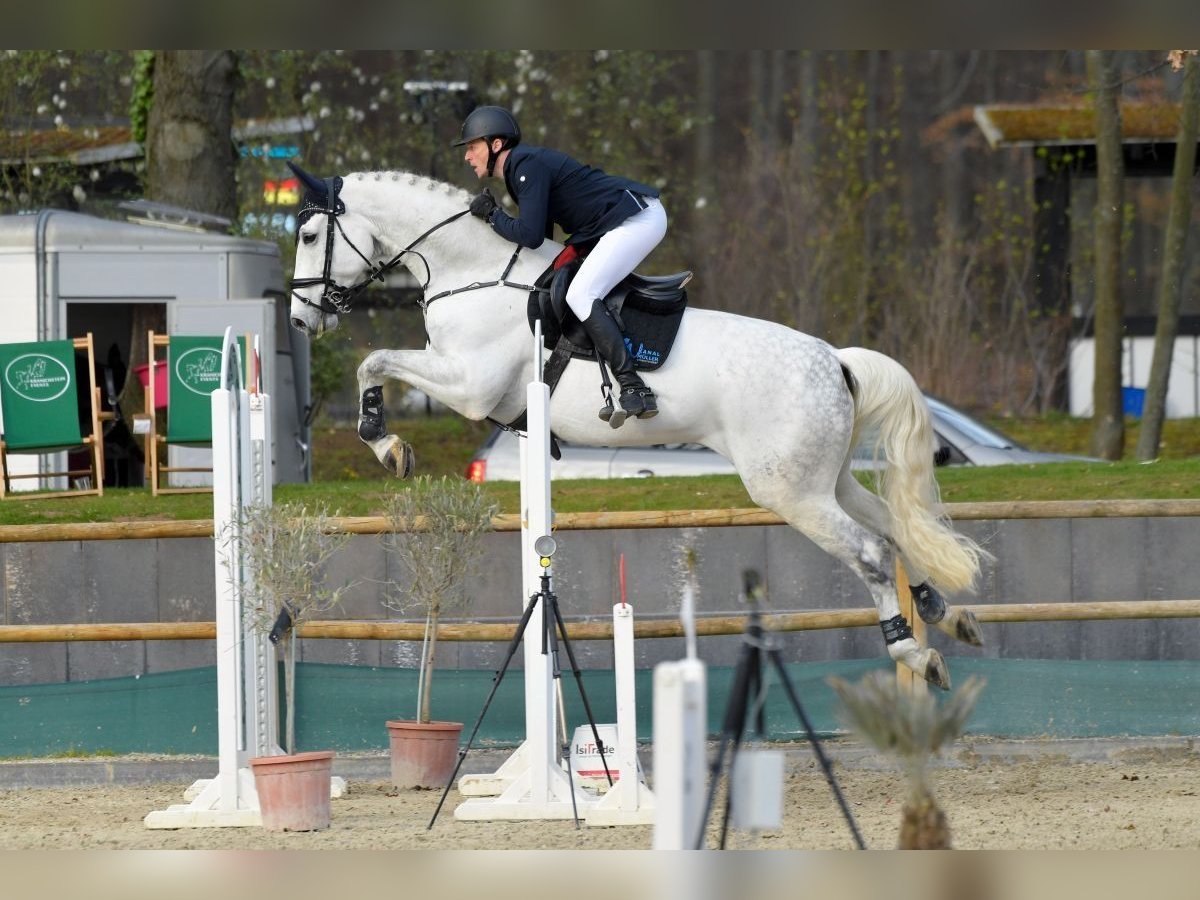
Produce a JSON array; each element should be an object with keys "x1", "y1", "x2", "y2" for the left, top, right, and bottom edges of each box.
[{"x1": 974, "y1": 103, "x2": 1186, "y2": 149}]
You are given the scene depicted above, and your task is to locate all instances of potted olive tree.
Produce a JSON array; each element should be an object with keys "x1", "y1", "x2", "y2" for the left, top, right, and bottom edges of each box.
[
  {"x1": 236, "y1": 500, "x2": 352, "y2": 830},
  {"x1": 382, "y1": 475, "x2": 496, "y2": 789},
  {"x1": 828, "y1": 671, "x2": 985, "y2": 849}
]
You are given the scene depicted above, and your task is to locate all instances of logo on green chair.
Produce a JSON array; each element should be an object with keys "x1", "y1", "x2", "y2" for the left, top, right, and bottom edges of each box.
[
  {"x1": 175, "y1": 348, "x2": 223, "y2": 396},
  {"x1": 4, "y1": 353, "x2": 71, "y2": 402}
]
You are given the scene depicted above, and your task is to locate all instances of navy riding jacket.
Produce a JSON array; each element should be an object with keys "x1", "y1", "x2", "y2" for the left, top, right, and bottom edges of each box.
[{"x1": 488, "y1": 144, "x2": 660, "y2": 248}]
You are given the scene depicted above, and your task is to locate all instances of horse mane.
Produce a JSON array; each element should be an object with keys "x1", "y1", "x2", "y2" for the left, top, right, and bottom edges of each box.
[{"x1": 344, "y1": 170, "x2": 472, "y2": 204}]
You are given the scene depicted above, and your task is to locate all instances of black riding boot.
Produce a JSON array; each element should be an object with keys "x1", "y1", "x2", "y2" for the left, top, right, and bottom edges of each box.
[{"x1": 581, "y1": 299, "x2": 658, "y2": 428}]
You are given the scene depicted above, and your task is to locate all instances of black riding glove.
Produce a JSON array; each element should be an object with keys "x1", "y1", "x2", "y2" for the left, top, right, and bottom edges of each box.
[{"x1": 469, "y1": 188, "x2": 497, "y2": 222}]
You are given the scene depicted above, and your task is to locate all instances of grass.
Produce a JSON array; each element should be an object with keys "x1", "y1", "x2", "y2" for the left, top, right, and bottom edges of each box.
[{"x1": 0, "y1": 414, "x2": 1197, "y2": 527}]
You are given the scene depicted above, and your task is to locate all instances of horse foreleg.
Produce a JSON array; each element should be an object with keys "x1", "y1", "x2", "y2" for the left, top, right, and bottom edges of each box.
[
  {"x1": 357, "y1": 383, "x2": 415, "y2": 478},
  {"x1": 356, "y1": 348, "x2": 496, "y2": 478},
  {"x1": 835, "y1": 469, "x2": 984, "y2": 649}
]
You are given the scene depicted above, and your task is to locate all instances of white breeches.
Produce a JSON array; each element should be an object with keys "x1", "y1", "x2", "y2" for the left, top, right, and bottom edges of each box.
[{"x1": 565, "y1": 197, "x2": 667, "y2": 321}]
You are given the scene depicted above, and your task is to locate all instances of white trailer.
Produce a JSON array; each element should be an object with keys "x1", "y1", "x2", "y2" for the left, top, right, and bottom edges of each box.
[{"x1": 0, "y1": 210, "x2": 310, "y2": 489}]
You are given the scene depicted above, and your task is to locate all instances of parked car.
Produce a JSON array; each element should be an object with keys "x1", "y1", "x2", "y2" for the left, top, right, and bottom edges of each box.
[{"x1": 465, "y1": 395, "x2": 1095, "y2": 482}]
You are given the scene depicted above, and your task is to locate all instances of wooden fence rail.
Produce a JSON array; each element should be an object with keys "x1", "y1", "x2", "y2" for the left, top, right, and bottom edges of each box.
[
  {"x1": 2, "y1": 499, "x2": 1199, "y2": 544},
  {"x1": 3, "y1": 599, "x2": 1198, "y2": 644}
]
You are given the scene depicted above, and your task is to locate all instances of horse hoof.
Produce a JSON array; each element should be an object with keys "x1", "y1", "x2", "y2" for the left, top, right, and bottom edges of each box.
[
  {"x1": 934, "y1": 607, "x2": 985, "y2": 648},
  {"x1": 953, "y1": 608, "x2": 984, "y2": 647},
  {"x1": 923, "y1": 650, "x2": 951, "y2": 691},
  {"x1": 383, "y1": 438, "x2": 415, "y2": 479}
]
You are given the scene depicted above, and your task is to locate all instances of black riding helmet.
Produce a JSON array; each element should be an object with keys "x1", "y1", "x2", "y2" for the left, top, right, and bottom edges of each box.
[{"x1": 453, "y1": 106, "x2": 521, "y2": 177}]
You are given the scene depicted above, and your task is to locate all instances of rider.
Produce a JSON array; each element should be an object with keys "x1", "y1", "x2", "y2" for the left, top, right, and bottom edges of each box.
[{"x1": 454, "y1": 105, "x2": 665, "y2": 426}]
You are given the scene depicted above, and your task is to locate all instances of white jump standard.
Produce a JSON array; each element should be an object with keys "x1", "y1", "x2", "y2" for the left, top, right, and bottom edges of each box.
[
  {"x1": 440, "y1": 323, "x2": 653, "y2": 824},
  {"x1": 145, "y1": 329, "x2": 281, "y2": 828}
]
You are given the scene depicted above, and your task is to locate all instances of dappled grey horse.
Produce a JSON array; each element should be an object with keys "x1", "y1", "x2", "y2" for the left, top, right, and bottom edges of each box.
[{"x1": 286, "y1": 164, "x2": 986, "y2": 689}]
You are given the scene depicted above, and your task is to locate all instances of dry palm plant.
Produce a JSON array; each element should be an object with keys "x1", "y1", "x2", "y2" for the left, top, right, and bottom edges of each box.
[{"x1": 828, "y1": 671, "x2": 984, "y2": 849}]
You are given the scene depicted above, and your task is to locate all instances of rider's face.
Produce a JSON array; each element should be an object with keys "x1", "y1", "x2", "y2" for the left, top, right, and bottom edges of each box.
[{"x1": 463, "y1": 138, "x2": 500, "y2": 179}]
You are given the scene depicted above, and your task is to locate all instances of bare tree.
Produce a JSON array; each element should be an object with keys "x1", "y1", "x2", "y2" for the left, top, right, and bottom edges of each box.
[
  {"x1": 1087, "y1": 50, "x2": 1126, "y2": 460},
  {"x1": 1136, "y1": 52, "x2": 1200, "y2": 461}
]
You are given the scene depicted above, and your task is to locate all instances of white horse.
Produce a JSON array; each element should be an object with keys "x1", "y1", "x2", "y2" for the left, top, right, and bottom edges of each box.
[{"x1": 287, "y1": 165, "x2": 987, "y2": 689}]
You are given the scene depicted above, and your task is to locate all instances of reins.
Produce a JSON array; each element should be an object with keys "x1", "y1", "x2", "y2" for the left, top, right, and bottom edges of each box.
[{"x1": 291, "y1": 181, "x2": 536, "y2": 316}]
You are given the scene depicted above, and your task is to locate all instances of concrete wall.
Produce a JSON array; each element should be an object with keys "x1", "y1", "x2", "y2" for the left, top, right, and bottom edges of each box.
[{"x1": 2, "y1": 516, "x2": 1198, "y2": 686}]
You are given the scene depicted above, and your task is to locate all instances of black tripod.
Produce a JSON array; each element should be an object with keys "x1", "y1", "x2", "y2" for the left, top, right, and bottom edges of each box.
[
  {"x1": 429, "y1": 557, "x2": 613, "y2": 829},
  {"x1": 696, "y1": 571, "x2": 866, "y2": 849}
]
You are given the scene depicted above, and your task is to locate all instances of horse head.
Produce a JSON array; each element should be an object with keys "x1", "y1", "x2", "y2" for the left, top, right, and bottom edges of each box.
[{"x1": 287, "y1": 161, "x2": 382, "y2": 338}]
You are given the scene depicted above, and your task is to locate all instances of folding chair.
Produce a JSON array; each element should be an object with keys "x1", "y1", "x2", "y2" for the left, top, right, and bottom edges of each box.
[
  {"x1": 144, "y1": 331, "x2": 253, "y2": 496},
  {"x1": 0, "y1": 334, "x2": 105, "y2": 500}
]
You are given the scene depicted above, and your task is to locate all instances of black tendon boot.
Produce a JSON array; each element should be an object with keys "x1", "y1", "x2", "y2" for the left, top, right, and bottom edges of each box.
[{"x1": 581, "y1": 299, "x2": 657, "y2": 428}]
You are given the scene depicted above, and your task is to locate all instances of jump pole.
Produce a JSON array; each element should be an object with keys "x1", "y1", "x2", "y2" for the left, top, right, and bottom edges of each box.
[
  {"x1": 146, "y1": 329, "x2": 285, "y2": 828},
  {"x1": 455, "y1": 321, "x2": 595, "y2": 820}
]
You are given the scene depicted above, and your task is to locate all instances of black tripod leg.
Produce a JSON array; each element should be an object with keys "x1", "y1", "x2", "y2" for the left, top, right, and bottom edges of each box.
[
  {"x1": 766, "y1": 647, "x2": 866, "y2": 850},
  {"x1": 543, "y1": 608, "x2": 581, "y2": 829},
  {"x1": 549, "y1": 594, "x2": 614, "y2": 788},
  {"x1": 718, "y1": 657, "x2": 765, "y2": 849},
  {"x1": 428, "y1": 594, "x2": 539, "y2": 829},
  {"x1": 696, "y1": 641, "x2": 758, "y2": 850}
]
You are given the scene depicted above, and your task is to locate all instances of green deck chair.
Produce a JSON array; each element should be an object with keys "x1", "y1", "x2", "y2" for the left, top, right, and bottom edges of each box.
[
  {"x1": 0, "y1": 334, "x2": 104, "y2": 500},
  {"x1": 145, "y1": 331, "x2": 252, "y2": 496}
]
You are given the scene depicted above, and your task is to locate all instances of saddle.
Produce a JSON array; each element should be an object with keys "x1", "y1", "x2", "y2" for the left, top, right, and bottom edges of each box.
[
  {"x1": 526, "y1": 250, "x2": 691, "y2": 391},
  {"x1": 495, "y1": 250, "x2": 691, "y2": 457}
]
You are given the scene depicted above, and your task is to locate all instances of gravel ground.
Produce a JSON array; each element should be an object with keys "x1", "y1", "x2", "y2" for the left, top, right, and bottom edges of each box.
[{"x1": 2, "y1": 738, "x2": 1197, "y2": 850}]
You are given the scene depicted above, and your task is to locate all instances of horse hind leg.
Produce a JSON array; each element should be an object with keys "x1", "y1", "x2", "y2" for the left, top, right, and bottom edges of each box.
[
  {"x1": 358, "y1": 385, "x2": 415, "y2": 478},
  {"x1": 780, "y1": 496, "x2": 951, "y2": 690},
  {"x1": 835, "y1": 469, "x2": 983, "y2": 649},
  {"x1": 910, "y1": 582, "x2": 983, "y2": 647}
]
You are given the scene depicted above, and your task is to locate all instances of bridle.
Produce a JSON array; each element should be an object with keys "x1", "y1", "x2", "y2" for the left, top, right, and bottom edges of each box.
[{"x1": 290, "y1": 176, "x2": 533, "y2": 317}]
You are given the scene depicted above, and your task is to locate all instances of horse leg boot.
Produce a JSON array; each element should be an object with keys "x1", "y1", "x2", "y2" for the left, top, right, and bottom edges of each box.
[
  {"x1": 882, "y1": 614, "x2": 951, "y2": 691},
  {"x1": 581, "y1": 299, "x2": 657, "y2": 429},
  {"x1": 358, "y1": 385, "x2": 415, "y2": 478}
]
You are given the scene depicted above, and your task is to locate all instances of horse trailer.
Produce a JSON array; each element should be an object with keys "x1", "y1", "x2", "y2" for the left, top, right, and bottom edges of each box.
[{"x1": 0, "y1": 209, "x2": 310, "y2": 491}]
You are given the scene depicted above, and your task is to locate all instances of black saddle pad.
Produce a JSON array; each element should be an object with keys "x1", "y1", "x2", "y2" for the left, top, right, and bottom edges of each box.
[{"x1": 526, "y1": 265, "x2": 687, "y2": 372}]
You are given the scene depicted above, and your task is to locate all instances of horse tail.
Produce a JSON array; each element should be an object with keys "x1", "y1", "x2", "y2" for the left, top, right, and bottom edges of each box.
[{"x1": 836, "y1": 346, "x2": 987, "y2": 594}]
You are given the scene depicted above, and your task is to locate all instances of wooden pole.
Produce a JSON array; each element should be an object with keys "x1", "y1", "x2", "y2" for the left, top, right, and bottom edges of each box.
[
  {"x1": 893, "y1": 560, "x2": 927, "y2": 696},
  {"x1": 3, "y1": 499, "x2": 1199, "y2": 544},
  {"x1": 3, "y1": 599, "x2": 1199, "y2": 644}
]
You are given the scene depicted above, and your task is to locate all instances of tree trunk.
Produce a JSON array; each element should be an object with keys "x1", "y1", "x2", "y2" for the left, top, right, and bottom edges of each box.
[
  {"x1": 1135, "y1": 53, "x2": 1200, "y2": 460},
  {"x1": 144, "y1": 50, "x2": 239, "y2": 221},
  {"x1": 797, "y1": 51, "x2": 819, "y2": 183},
  {"x1": 419, "y1": 602, "x2": 440, "y2": 725},
  {"x1": 1087, "y1": 50, "x2": 1126, "y2": 460}
]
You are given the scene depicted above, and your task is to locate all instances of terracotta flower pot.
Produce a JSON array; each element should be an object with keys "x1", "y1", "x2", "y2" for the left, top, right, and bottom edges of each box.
[
  {"x1": 386, "y1": 720, "x2": 464, "y2": 789},
  {"x1": 248, "y1": 750, "x2": 335, "y2": 831}
]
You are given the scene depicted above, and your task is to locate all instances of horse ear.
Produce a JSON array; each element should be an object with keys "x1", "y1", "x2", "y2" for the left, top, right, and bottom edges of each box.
[{"x1": 287, "y1": 161, "x2": 328, "y2": 197}]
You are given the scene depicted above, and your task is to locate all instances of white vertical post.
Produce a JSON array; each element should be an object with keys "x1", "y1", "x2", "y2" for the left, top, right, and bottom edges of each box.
[
  {"x1": 523, "y1": 334, "x2": 555, "y2": 805},
  {"x1": 213, "y1": 339, "x2": 243, "y2": 813},
  {"x1": 585, "y1": 601, "x2": 656, "y2": 825},
  {"x1": 454, "y1": 321, "x2": 589, "y2": 820},
  {"x1": 652, "y1": 658, "x2": 708, "y2": 849}
]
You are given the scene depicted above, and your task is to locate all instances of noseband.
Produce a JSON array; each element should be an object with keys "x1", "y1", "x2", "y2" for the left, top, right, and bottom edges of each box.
[{"x1": 290, "y1": 176, "x2": 470, "y2": 316}]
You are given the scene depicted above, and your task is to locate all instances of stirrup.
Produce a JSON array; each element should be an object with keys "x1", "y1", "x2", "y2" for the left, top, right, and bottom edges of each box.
[{"x1": 628, "y1": 386, "x2": 658, "y2": 419}]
